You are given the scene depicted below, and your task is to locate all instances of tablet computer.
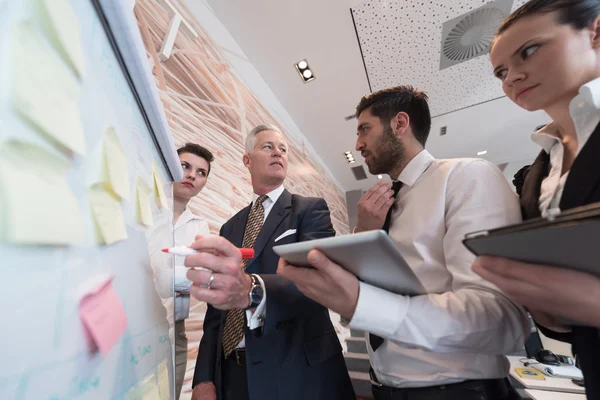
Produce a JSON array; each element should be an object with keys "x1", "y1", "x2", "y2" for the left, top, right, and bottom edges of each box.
[
  {"x1": 273, "y1": 230, "x2": 425, "y2": 296},
  {"x1": 463, "y1": 202, "x2": 600, "y2": 278}
]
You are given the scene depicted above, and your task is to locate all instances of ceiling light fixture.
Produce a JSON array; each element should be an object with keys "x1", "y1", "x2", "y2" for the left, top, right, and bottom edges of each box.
[
  {"x1": 295, "y1": 59, "x2": 315, "y2": 83},
  {"x1": 477, "y1": 150, "x2": 488, "y2": 156},
  {"x1": 344, "y1": 151, "x2": 355, "y2": 164}
]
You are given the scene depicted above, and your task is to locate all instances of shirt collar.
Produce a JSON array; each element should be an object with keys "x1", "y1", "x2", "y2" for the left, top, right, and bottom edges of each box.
[
  {"x1": 252, "y1": 184, "x2": 285, "y2": 206},
  {"x1": 531, "y1": 76, "x2": 600, "y2": 153},
  {"x1": 397, "y1": 150, "x2": 434, "y2": 187},
  {"x1": 175, "y1": 207, "x2": 201, "y2": 230}
]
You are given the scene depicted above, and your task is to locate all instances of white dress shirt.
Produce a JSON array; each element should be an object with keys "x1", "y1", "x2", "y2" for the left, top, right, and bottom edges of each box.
[
  {"x1": 173, "y1": 208, "x2": 210, "y2": 321},
  {"x1": 349, "y1": 150, "x2": 530, "y2": 388},
  {"x1": 532, "y1": 77, "x2": 600, "y2": 217},
  {"x1": 236, "y1": 184, "x2": 285, "y2": 348}
]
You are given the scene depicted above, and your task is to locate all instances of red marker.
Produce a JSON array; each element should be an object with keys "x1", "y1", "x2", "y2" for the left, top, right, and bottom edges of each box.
[{"x1": 161, "y1": 246, "x2": 254, "y2": 259}]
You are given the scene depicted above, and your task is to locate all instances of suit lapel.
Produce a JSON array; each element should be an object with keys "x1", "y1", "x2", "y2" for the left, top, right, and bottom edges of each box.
[
  {"x1": 246, "y1": 189, "x2": 292, "y2": 271},
  {"x1": 231, "y1": 205, "x2": 251, "y2": 248},
  {"x1": 520, "y1": 150, "x2": 550, "y2": 220},
  {"x1": 560, "y1": 122, "x2": 600, "y2": 210}
]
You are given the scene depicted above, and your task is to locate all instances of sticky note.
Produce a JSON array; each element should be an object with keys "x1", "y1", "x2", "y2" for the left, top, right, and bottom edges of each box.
[
  {"x1": 126, "y1": 374, "x2": 161, "y2": 400},
  {"x1": 39, "y1": 0, "x2": 85, "y2": 77},
  {"x1": 89, "y1": 185, "x2": 128, "y2": 245},
  {"x1": 157, "y1": 360, "x2": 170, "y2": 400},
  {"x1": 11, "y1": 22, "x2": 85, "y2": 155},
  {"x1": 136, "y1": 177, "x2": 153, "y2": 227},
  {"x1": 515, "y1": 368, "x2": 546, "y2": 380},
  {"x1": 79, "y1": 276, "x2": 127, "y2": 356},
  {"x1": 101, "y1": 128, "x2": 130, "y2": 200},
  {"x1": 152, "y1": 161, "x2": 169, "y2": 209},
  {"x1": 0, "y1": 140, "x2": 84, "y2": 245}
]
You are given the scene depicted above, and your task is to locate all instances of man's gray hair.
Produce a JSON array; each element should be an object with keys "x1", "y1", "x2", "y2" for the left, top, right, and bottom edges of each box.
[{"x1": 245, "y1": 124, "x2": 283, "y2": 154}]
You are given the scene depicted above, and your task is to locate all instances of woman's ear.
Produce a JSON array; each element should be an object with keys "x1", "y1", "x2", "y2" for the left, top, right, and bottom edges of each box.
[{"x1": 590, "y1": 14, "x2": 600, "y2": 50}]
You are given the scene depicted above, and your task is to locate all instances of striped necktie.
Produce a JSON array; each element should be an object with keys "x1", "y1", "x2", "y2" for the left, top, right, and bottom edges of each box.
[{"x1": 222, "y1": 195, "x2": 268, "y2": 358}]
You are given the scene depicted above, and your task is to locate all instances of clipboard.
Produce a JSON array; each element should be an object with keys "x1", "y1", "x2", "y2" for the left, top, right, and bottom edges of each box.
[{"x1": 462, "y1": 202, "x2": 600, "y2": 278}]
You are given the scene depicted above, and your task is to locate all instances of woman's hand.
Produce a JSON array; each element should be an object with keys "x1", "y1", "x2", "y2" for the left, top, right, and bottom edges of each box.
[{"x1": 473, "y1": 256, "x2": 600, "y2": 329}]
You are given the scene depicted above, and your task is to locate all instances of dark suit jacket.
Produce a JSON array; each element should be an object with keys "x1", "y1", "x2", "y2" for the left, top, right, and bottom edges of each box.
[
  {"x1": 516, "y1": 122, "x2": 600, "y2": 399},
  {"x1": 192, "y1": 189, "x2": 355, "y2": 400}
]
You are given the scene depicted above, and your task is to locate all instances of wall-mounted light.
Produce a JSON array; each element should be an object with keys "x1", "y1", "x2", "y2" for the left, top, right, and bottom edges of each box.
[
  {"x1": 344, "y1": 151, "x2": 355, "y2": 164},
  {"x1": 477, "y1": 150, "x2": 488, "y2": 156},
  {"x1": 295, "y1": 59, "x2": 315, "y2": 83},
  {"x1": 377, "y1": 175, "x2": 383, "y2": 179}
]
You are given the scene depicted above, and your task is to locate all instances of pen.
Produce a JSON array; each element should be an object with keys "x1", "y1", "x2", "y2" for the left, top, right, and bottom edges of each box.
[{"x1": 162, "y1": 246, "x2": 255, "y2": 259}]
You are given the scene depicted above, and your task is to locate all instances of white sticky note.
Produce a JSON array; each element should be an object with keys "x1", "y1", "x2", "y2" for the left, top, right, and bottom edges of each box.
[
  {"x1": 89, "y1": 185, "x2": 128, "y2": 245},
  {"x1": 11, "y1": 22, "x2": 85, "y2": 155},
  {"x1": 136, "y1": 177, "x2": 153, "y2": 227},
  {"x1": 39, "y1": 0, "x2": 85, "y2": 77},
  {"x1": 157, "y1": 360, "x2": 170, "y2": 400},
  {"x1": 101, "y1": 128, "x2": 130, "y2": 200},
  {"x1": 0, "y1": 140, "x2": 83, "y2": 245},
  {"x1": 126, "y1": 374, "x2": 161, "y2": 400},
  {"x1": 152, "y1": 161, "x2": 169, "y2": 209}
]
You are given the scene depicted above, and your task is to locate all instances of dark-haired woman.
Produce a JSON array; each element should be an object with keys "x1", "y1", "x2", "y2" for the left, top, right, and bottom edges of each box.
[{"x1": 473, "y1": 1, "x2": 600, "y2": 398}]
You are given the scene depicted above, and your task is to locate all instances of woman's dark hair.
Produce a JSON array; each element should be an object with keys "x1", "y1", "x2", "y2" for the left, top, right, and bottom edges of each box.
[
  {"x1": 498, "y1": 0, "x2": 600, "y2": 35},
  {"x1": 177, "y1": 143, "x2": 214, "y2": 175}
]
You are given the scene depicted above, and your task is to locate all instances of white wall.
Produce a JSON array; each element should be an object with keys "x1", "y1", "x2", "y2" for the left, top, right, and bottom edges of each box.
[{"x1": 179, "y1": 0, "x2": 344, "y2": 190}]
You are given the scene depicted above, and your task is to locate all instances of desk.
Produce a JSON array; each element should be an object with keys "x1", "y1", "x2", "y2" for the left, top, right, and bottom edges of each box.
[
  {"x1": 525, "y1": 389, "x2": 586, "y2": 400},
  {"x1": 508, "y1": 356, "x2": 585, "y2": 394}
]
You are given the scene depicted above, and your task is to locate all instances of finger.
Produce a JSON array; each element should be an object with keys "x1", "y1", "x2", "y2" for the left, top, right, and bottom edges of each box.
[
  {"x1": 473, "y1": 261, "x2": 547, "y2": 305},
  {"x1": 378, "y1": 196, "x2": 395, "y2": 213},
  {"x1": 186, "y1": 267, "x2": 212, "y2": 286},
  {"x1": 372, "y1": 189, "x2": 394, "y2": 209},
  {"x1": 189, "y1": 236, "x2": 242, "y2": 259},
  {"x1": 184, "y1": 251, "x2": 240, "y2": 275},
  {"x1": 277, "y1": 257, "x2": 311, "y2": 284},
  {"x1": 363, "y1": 182, "x2": 392, "y2": 201},
  {"x1": 189, "y1": 285, "x2": 228, "y2": 307},
  {"x1": 475, "y1": 256, "x2": 556, "y2": 283},
  {"x1": 307, "y1": 250, "x2": 337, "y2": 274}
]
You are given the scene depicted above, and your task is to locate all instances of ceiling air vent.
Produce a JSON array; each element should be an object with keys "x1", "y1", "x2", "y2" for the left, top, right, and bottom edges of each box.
[
  {"x1": 439, "y1": 0, "x2": 513, "y2": 70},
  {"x1": 351, "y1": 165, "x2": 368, "y2": 181}
]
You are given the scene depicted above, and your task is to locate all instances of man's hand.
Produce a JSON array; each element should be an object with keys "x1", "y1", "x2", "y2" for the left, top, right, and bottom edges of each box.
[
  {"x1": 277, "y1": 250, "x2": 360, "y2": 320},
  {"x1": 191, "y1": 382, "x2": 217, "y2": 400},
  {"x1": 473, "y1": 256, "x2": 600, "y2": 329},
  {"x1": 185, "y1": 236, "x2": 252, "y2": 310},
  {"x1": 355, "y1": 182, "x2": 395, "y2": 233}
]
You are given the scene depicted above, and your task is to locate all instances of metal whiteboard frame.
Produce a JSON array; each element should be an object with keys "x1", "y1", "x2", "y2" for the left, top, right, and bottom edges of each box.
[{"x1": 92, "y1": 0, "x2": 182, "y2": 182}]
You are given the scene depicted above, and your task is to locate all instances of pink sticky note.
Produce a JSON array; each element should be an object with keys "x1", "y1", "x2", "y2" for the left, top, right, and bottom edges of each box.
[{"x1": 79, "y1": 277, "x2": 127, "y2": 356}]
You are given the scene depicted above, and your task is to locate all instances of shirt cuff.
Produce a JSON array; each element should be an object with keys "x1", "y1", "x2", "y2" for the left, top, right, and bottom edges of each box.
[
  {"x1": 174, "y1": 266, "x2": 192, "y2": 293},
  {"x1": 245, "y1": 274, "x2": 266, "y2": 330},
  {"x1": 349, "y1": 281, "x2": 410, "y2": 338}
]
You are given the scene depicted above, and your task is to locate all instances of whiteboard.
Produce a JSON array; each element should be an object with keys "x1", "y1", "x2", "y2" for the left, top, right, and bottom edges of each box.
[{"x1": 0, "y1": 0, "x2": 178, "y2": 399}]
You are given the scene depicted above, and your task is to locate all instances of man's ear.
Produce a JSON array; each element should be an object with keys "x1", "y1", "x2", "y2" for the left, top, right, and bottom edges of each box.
[
  {"x1": 243, "y1": 153, "x2": 251, "y2": 169},
  {"x1": 391, "y1": 112, "x2": 410, "y2": 139}
]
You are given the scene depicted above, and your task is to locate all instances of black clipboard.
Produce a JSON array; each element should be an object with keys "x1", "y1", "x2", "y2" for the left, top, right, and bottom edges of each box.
[{"x1": 462, "y1": 202, "x2": 600, "y2": 277}]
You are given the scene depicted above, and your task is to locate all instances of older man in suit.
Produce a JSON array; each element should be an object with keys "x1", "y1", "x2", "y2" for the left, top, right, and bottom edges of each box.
[{"x1": 187, "y1": 124, "x2": 354, "y2": 400}]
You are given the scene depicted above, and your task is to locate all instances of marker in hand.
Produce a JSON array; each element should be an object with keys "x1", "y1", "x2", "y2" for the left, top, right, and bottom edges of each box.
[{"x1": 162, "y1": 246, "x2": 255, "y2": 259}]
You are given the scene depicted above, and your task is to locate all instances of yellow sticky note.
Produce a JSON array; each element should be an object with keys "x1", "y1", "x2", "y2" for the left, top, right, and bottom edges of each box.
[
  {"x1": 152, "y1": 161, "x2": 169, "y2": 209},
  {"x1": 11, "y1": 22, "x2": 85, "y2": 155},
  {"x1": 39, "y1": 0, "x2": 85, "y2": 77},
  {"x1": 102, "y1": 128, "x2": 130, "y2": 200},
  {"x1": 126, "y1": 374, "x2": 161, "y2": 400},
  {"x1": 136, "y1": 177, "x2": 153, "y2": 227},
  {"x1": 157, "y1": 360, "x2": 170, "y2": 400},
  {"x1": 89, "y1": 185, "x2": 128, "y2": 245},
  {"x1": 0, "y1": 140, "x2": 83, "y2": 245}
]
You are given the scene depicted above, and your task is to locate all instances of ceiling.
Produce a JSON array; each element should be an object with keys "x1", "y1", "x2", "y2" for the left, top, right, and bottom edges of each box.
[{"x1": 202, "y1": 0, "x2": 547, "y2": 191}]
